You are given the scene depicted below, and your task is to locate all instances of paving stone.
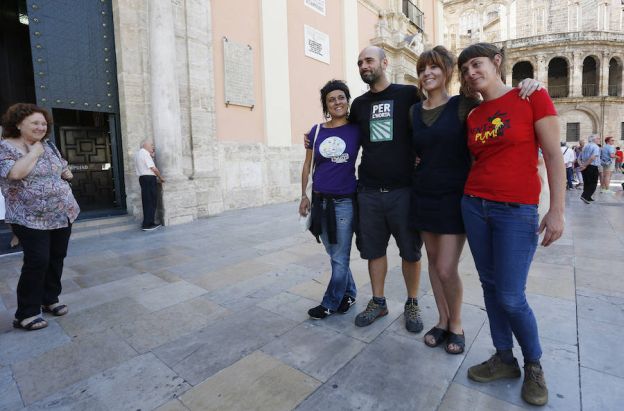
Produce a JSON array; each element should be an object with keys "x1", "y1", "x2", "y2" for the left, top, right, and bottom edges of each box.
[
  {"x1": 56, "y1": 297, "x2": 151, "y2": 337},
  {"x1": 153, "y1": 308, "x2": 298, "y2": 385},
  {"x1": 205, "y1": 266, "x2": 308, "y2": 309},
  {"x1": 26, "y1": 353, "x2": 189, "y2": 411},
  {"x1": 0, "y1": 367, "x2": 23, "y2": 411},
  {"x1": 297, "y1": 331, "x2": 462, "y2": 411},
  {"x1": 113, "y1": 296, "x2": 227, "y2": 353},
  {"x1": 0, "y1": 320, "x2": 70, "y2": 366},
  {"x1": 155, "y1": 399, "x2": 189, "y2": 411},
  {"x1": 0, "y1": 309, "x2": 13, "y2": 333},
  {"x1": 60, "y1": 273, "x2": 169, "y2": 313},
  {"x1": 526, "y1": 262, "x2": 576, "y2": 301},
  {"x1": 12, "y1": 329, "x2": 138, "y2": 405},
  {"x1": 527, "y1": 293, "x2": 577, "y2": 346},
  {"x1": 72, "y1": 265, "x2": 145, "y2": 289},
  {"x1": 261, "y1": 322, "x2": 366, "y2": 382},
  {"x1": 576, "y1": 267, "x2": 624, "y2": 299},
  {"x1": 256, "y1": 291, "x2": 318, "y2": 323},
  {"x1": 578, "y1": 316, "x2": 624, "y2": 379},
  {"x1": 438, "y1": 383, "x2": 526, "y2": 411},
  {"x1": 455, "y1": 324, "x2": 580, "y2": 410},
  {"x1": 134, "y1": 280, "x2": 208, "y2": 311},
  {"x1": 580, "y1": 366, "x2": 624, "y2": 411},
  {"x1": 187, "y1": 259, "x2": 276, "y2": 292},
  {"x1": 576, "y1": 287, "x2": 624, "y2": 326},
  {"x1": 178, "y1": 351, "x2": 319, "y2": 411}
]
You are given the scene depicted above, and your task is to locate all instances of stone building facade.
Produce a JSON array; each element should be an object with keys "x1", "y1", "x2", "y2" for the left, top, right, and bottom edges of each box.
[
  {"x1": 110, "y1": 0, "x2": 439, "y2": 225},
  {"x1": 441, "y1": 0, "x2": 624, "y2": 144}
]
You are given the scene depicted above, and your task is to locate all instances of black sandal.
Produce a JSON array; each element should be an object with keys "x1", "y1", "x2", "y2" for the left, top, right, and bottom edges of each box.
[
  {"x1": 424, "y1": 326, "x2": 449, "y2": 347},
  {"x1": 445, "y1": 331, "x2": 465, "y2": 354},
  {"x1": 42, "y1": 304, "x2": 68, "y2": 316},
  {"x1": 13, "y1": 317, "x2": 48, "y2": 331}
]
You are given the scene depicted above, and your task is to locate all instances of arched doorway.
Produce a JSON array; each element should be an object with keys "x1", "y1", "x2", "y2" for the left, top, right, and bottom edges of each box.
[
  {"x1": 548, "y1": 57, "x2": 569, "y2": 98},
  {"x1": 608, "y1": 57, "x2": 622, "y2": 97},
  {"x1": 512, "y1": 61, "x2": 534, "y2": 87},
  {"x1": 582, "y1": 56, "x2": 599, "y2": 96}
]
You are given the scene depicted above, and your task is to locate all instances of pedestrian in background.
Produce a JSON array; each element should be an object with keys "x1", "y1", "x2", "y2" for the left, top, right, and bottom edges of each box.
[
  {"x1": 615, "y1": 146, "x2": 623, "y2": 173},
  {"x1": 561, "y1": 142, "x2": 575, "y2": 190},
  {"x1": 600, "y1": 136, "x2": 616, "y2": 193},
  {"x1": 579, "y1": 134, "x2": 601, "y2": 204},
  {"x1": 0, "y1": 103, "x2": 79, "y2": 331},
  {"x1": 573, "y1": 141, "x2": 584, "y2": 189},
  {"x1": 135, "y1": 139, "x2": 164, "y2": 231}
]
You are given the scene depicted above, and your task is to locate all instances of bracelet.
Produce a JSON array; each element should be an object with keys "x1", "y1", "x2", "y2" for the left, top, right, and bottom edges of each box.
[{"x1": 301, "y1": 194, "x2": 308, "y2": 199}]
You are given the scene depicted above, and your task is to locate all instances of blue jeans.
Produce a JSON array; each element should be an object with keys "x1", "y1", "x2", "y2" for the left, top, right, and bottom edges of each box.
[
  {"x1": 320, "y1": 198, "x2": 357, "y2": 311},
  {"x1": 566, "y1": 167, "x2": 574, "y2": 189},
  {"x1": 461, "y1": 195, "x2": 541, "y2": 362}
]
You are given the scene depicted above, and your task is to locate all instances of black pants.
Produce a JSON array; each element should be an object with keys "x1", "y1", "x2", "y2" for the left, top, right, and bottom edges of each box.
[
  {"x1": 12, "y1": 224, "x2": 72, "y2": 320},
  {"x1": 139, "y1": 175, "x2": 157, "y2": 227},
  {"x1": 581, "y1": 165, "x2": 599, "y2": 201}
]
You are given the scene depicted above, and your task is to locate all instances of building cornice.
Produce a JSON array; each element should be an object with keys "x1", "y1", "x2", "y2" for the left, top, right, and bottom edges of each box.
[{"x1": 499, "y1": 31, "x2": 624, "y2": 50}]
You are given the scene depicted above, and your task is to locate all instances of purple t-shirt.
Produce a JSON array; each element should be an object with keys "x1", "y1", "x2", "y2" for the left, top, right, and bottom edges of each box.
[{"x1": 305, "y1": 123, "x2": 360, "y2": 195}]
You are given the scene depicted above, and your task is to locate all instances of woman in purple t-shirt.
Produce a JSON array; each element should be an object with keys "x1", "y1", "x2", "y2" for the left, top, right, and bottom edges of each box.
[{"x1": 298, "y1": 80, "x2": 361, "y2": 320}]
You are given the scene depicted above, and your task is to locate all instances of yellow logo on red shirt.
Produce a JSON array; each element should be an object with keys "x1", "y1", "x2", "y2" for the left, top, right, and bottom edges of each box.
[{"x1": 471, "y1": 111, "x2": 511, "y2": 144}]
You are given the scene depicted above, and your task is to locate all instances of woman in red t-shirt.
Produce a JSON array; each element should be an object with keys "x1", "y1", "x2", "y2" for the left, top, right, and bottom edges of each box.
[{"x1": 457, "y1": 43, "x2": 565, "y2": 407}]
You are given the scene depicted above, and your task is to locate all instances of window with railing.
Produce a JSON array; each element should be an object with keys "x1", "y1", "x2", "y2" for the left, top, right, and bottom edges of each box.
[
  {"x1": 566, "y1": 123, "x2": 580, "y2": 142},
  {"x1": 403, "y1": 0, "x2": 424, "y2": 31}
]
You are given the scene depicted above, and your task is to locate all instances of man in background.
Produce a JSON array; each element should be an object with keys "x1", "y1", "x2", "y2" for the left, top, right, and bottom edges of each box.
[{"x1": 135, "y1": 140, "x2": 165, "y2": 231}]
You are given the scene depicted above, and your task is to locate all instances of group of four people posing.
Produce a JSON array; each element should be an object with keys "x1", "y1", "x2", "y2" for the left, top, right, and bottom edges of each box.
[{"x1": 299, "y1": 42, "x2": 565, "y2": 407}]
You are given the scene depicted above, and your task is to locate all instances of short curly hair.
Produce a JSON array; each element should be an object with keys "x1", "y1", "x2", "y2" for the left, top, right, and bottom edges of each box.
[
  {"x1": 320, "y1": 80, "x2": 351, "y2": 119},
  {"x1": 1, "y1": 103, "x2": 52, "y2": 139}
]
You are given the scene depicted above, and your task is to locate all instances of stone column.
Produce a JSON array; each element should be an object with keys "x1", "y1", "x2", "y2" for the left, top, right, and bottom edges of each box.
[
  {"x1": 600, "y1": 52, "x2": 610, "y2": 96},
  {"x1": 536, "y1": 56, "x2": 548, "y2": 85},
  {"x1": 149, "y1": 0, "x2": 183, "y2": 178},
  {"x1": 148, "y1": 0, "x2": 196, "y2": 226},
  {"x1": 571, "y1": 52, "x2": 583, "y2": 97}
]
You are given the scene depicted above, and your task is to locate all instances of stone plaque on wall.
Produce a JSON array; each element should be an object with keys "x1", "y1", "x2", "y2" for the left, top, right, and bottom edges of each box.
[
  {"x1": 304, "y1": 25, "x2": 330, "y2": 64},
  {"x1": 305, "y1": 0, "x2": 326, "y2": 15},
  {"x1": 223, "y1": 38, "x2": 255, "y2": 108}
]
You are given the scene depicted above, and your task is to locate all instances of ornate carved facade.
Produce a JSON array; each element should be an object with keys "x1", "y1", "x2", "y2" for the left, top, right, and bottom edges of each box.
[{"x1": 441, "y1": 0, "x2": 624, "y2": 143}]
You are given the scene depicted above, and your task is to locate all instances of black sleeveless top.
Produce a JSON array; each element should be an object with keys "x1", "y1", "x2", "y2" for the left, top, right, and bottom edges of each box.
[{"x1": 411, "y1": 95, "x2": 471, "y2": 195}]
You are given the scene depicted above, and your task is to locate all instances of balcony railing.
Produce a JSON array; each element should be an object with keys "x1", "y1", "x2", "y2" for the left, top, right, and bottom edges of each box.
[
  {"x1": 548, "y1": 85, "x2": 569, "y2": 98},
  {"x1": 608, "y1": 85, "x2": 622, "y2": 97},
  {"x1": 582, "y1": 84, "x2": 598, "y2": 96},
  {"x1": 403, "y1": 0, "x2": 424, "y2": 31}
]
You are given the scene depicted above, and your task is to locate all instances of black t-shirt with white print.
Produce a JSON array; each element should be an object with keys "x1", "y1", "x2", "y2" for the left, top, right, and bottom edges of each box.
[{"x1": 349, "y1": 84, "x2": 420, "y2": 189}]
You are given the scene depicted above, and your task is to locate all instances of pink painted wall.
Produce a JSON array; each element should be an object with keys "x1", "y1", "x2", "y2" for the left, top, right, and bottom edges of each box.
[
  {"x1": 420, "y1": 0, "x2": 439, "y2": 45},
  {"x1": 286, "y1": 1, "x2": 346, "y2": 144},
  {"x1": 211, "y1": 0, "x2": 265, "y2": 143},
  {"x1": 358, "y1": 2, "x2": 380, "y2": 49}
]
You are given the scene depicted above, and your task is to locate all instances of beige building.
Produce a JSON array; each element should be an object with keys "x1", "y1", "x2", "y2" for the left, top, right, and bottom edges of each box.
[{"x1": 441, "y1": 0, "x2": 624, "y2": 145}]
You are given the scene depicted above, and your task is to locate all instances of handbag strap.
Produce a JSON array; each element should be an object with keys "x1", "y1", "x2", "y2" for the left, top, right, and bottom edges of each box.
[{"x1": 310, "y1": 123, "x2": 321, "y2": 174}]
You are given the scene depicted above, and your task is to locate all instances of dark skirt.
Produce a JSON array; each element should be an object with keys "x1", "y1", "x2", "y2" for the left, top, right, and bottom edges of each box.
[{"x1": 411, "y1": 190, "x2": 465, "y2": 234}]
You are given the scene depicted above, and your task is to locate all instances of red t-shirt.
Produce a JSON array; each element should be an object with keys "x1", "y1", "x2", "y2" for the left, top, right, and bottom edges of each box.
[
  {"x1": 616, "y1": 150, "x2": 623, "y2": 162},
  {"x1": 465, "y1": 88, "x2": 557, "y2": 204}
]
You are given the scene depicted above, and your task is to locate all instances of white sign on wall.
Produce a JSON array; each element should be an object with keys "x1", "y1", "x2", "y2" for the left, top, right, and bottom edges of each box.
[
  {"x1": 304, "y1": 0, "x2": 326, "y2": 16},
  {"x1": 304, "y1": 25, "x2": 330, "y2": 64}
]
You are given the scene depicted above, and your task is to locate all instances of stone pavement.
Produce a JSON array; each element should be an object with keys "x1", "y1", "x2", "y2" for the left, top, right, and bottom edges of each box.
[{"x1": 1, "y1": 180, "x2": 623, "y2": 411}]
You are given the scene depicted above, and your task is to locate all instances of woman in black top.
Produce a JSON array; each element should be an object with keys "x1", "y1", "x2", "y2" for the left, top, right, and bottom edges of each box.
[{"x1": 411, "y1": 46, "x2": 540, "y2": 354}]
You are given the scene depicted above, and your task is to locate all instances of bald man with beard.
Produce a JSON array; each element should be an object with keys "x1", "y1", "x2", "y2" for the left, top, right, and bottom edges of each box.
[{"x1": 348, "y1": 46, "x2": 424, "y2": 332}]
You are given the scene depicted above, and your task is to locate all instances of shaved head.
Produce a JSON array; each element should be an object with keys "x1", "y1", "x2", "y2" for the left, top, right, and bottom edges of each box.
[
  {"x1": 357, "y1": 46, "x2": 389, "y2": 88},
  {"x1": 359, "y1": 46, "x2": 386, "y2": 61}
]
